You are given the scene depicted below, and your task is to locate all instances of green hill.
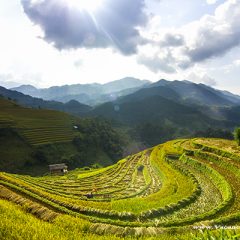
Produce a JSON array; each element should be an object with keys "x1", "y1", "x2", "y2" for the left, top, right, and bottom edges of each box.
[
  {"x1": 90, "y1": 95, "x2": 215, "y2": 127},
  {"x1": 1, "y1": 138, "x2": 240, "y2": 239},
  {"x1": 87, "y1": 80, "x2": 240, "y2": 129},
  {"x1": 0, "y1": 86, "x2": 92, "y2": 115},
  {"x1": 0, "y1": 98, "x2": 124, "y2": 174},
  {"x1": 86, "y1": 81, "x2": 240, "y2": 146},
  {"x1": 150, "y1": 79, "x2": 239, "y2": 106},
  {"x1": 88, "y1": 81, "x2": 240, "y2": 128},
  {"x1": 88, "y1": 95, "x2": 234, "y2": 147},
  {"x1": 0, "y1": 97, "x2": 76, "y2": 145}
]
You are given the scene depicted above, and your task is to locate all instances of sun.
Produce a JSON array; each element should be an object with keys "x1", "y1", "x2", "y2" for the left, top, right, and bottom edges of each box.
[{"x1": 67, "y1": 0, "x2": 103, "y2": 12}]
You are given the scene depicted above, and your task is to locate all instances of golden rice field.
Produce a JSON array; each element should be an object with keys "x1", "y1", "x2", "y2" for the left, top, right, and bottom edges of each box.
[{"x1": 1, "y1": 138, "x2": 240, "y2": 239}]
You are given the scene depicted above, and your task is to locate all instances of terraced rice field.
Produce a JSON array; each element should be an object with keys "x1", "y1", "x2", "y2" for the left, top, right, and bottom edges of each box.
[
  {"x1": 1, "y1": 138, "x2": 240, "y2": 238},
  {"x1": 0, "y1": 99, "x2": 76, "y2": 145}
]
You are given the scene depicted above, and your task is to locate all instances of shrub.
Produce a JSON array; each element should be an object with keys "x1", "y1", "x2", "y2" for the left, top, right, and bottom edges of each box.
[
  {"x1": 234, "y1": 127, "x2": 240, "y2": 146},
  {"x1": 137, "y1": 165, "x2": 144, "y2": 172}
]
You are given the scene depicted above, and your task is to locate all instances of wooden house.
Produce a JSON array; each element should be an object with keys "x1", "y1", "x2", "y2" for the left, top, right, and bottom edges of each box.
[{"x1": 49, "y1": 163, "x2": 68, "y2": 175}]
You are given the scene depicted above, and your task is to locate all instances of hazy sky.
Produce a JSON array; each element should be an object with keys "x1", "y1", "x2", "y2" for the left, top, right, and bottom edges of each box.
[{"x1": 0, "y1": 0, "x2": 240, "y2": 93}]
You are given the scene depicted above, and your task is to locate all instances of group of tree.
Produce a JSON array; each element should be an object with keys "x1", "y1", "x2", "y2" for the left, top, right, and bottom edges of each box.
[
  {"x1": 194, "y1": 127, "x2": 240, "y2": 147},
  {"x1": 130, "y1": 123, "x2": 240, "y2": 149},
  {"x1": 73, "y1": 118, "x2": 125, "y2": 163},
  {"x1": 131, "y1": 122, "x2": 177, "y2": 147},
  {"x1": 194, "y1": 128, "x2": 234, "y2": 140}
]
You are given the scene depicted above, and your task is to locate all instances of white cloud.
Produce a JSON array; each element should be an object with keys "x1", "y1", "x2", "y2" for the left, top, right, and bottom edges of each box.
[
  {"x1": 138, "y1": 0, "x2": 240, "y2": 73},
  {"x1": 187, "y1": 72, "x2": 217, "y2": 86},
  {"x1": 21, "y1": 0, "x2": 148, "y2": 55},
  {"x1": 233, "y1": 59, "x2": 240, "y2": 66},
  {"x1": 206, "y1": 0, "x2": 218, "y2": 5}
]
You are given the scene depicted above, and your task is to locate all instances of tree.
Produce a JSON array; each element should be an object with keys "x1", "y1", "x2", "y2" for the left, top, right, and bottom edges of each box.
[
  {"x1": 194, "y1": 128, "x2": 233, "y2": 140},
  {"x1": 234, "y1": 128, "x2": 240, "y2": 146},
  {"x1": 73, "y1": 118, "x2": 125, "y2": 161},
  {"x1": 133, "y1": 122, "x2": 176, "y2": 147}
]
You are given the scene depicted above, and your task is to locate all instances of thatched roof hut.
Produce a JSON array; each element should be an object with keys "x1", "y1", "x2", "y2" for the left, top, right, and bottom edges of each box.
[{"x1": 49, "y1": 163, "x2": 68, "y2": 175}]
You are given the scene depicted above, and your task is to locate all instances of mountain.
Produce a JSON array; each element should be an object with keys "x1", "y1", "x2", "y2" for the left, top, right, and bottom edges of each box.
[
  {"x1": 7, "y1": 79, "x2": 240, "y2": 127},
  {"x1": 11, "y1": 78, "x2": 240, "y2": 108},
  {"x1": 218, "y1": 106, "x2": 240, "y2": 123},
  {"x1": 87, "y1": 92, "x2": 237, "y2": 147},
  {"x1": 11, "y1": 77, "x2": 150, "y2": 106},
  {"x1": 0, "y1": 80, "x2": 21, "y2": 89},
  {"x1": 52, "y1": 85, "x2": 147, "y2": 106},
  {"x1": 117, "y1": 85, "x2": 180, "y2": 104},
  {"x1": 88, "y1": 94, "x2": 222, "y2": 128},
  {"x1": 85, "y1": 80, "x2": 240, "y2": 147},
  {"x1": 149, "y1": 80, "x2": 239, "y2": 106},
  {"x1": 2, "y1": 79, "x2": 240, "y2": 159},
  {"x1": 0, "y1": 86, "x2": 91, "y2": 115},
  {"x1": 11, "y1": 84, "x2": 39, "y2": 96},
  {"x1": 218, "y1": 90, "x2": 240, "y2": 104},
  {"x1": 101, "y1": 77, "x2": 150, "y2": 93}
]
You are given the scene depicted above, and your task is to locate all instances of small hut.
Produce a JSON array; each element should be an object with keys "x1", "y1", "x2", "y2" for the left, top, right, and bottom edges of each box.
[{"x1": 49, "y1": 163, "x2": 68, "y2": 175}]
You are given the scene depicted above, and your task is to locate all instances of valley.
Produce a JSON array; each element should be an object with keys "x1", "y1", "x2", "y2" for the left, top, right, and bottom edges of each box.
[{"x1": 1, "y1": 79, "x2": 240, "y2": 239}]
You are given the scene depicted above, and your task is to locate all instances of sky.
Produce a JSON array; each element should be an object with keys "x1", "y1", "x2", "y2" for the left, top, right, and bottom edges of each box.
[{"x1": 0, "y1": 0, "x2": 240, "y2": 94}]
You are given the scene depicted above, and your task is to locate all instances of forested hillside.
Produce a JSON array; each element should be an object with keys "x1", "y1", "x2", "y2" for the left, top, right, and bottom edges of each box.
[{"x1": 0, "y1": 97, "x2": 125, "y2": 174}]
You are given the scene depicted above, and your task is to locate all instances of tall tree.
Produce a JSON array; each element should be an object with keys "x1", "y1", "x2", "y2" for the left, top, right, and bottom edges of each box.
[{"x1": 234, "y1": 127, "x2": 240, "y2": 146}]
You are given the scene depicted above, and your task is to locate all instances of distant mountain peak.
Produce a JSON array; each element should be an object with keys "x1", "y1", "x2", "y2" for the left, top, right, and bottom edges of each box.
[
  {"x1": 152, "y1": 79, "x2": 169, "y2": 86},
  {"x1": 103, "y1": 77, "x2": 150, "y2": 86},
  {"x1": 11, "y1": 85, "x2": 39, "y2": 97},
  {"x1": 181, "y1": 80, "x2": 193, "y2": 84},
  {"x1": 12, "y1": 84, "x2": 37, "y2": 90}
]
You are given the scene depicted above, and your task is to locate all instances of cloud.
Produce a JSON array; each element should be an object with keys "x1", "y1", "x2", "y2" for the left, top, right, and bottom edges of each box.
[
  {"x1": 206, "y1": 0, "x2": 218, "y2": 5},
  {"x1": 21, "y1": 0, "x2": 147, "y2": 55},
  {"x1": 74, "y1": 59, "x2": 83, "y2": 68},
  {"x1": 187, "y1": 72, "x2": 217, "y2": 86},
  {"x1": 160, "y1": 33, "x2": 185, "y2": 47},
  {"x1": 137, "y1": 44, "x2": 176, "y2": 73},
  {"x1": 0, "y1": 73, "x2": 22, "y2": 88},
  {"x1": 185, "y1": 0, "x2": 240, "y2": 63},
  {"x1": 137, "y1": 53, "x2": 176, "y2": 73},
  {"x1": 233, "y1": 59, "x2": 240, "y2": 66},
  {"x1": 138, "y1": 0, "x2": 240, "y2": 73}
]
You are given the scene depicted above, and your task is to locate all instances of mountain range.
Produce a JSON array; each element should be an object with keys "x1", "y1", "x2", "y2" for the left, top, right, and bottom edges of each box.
[
  {"x1": 84, "y1": 79, "x2": 240, "y2": 127},
  {"x1": 1, "y1": 78, "x2": 240, "y2": 139},
  {"x1": 0, "y1": 86, "x2": 91, "y2": 116},
  {"x1": 11, "y1": 77, "x2": 240, "y2": 108},
  {"x1": 11, "y1": 77, "x2": 150, "y2": 106}
]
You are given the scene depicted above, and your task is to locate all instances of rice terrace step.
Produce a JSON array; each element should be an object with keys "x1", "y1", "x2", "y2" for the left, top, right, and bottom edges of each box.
[{"x1": 1, "y1": 138, "x2": 240, "y2": 239}]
